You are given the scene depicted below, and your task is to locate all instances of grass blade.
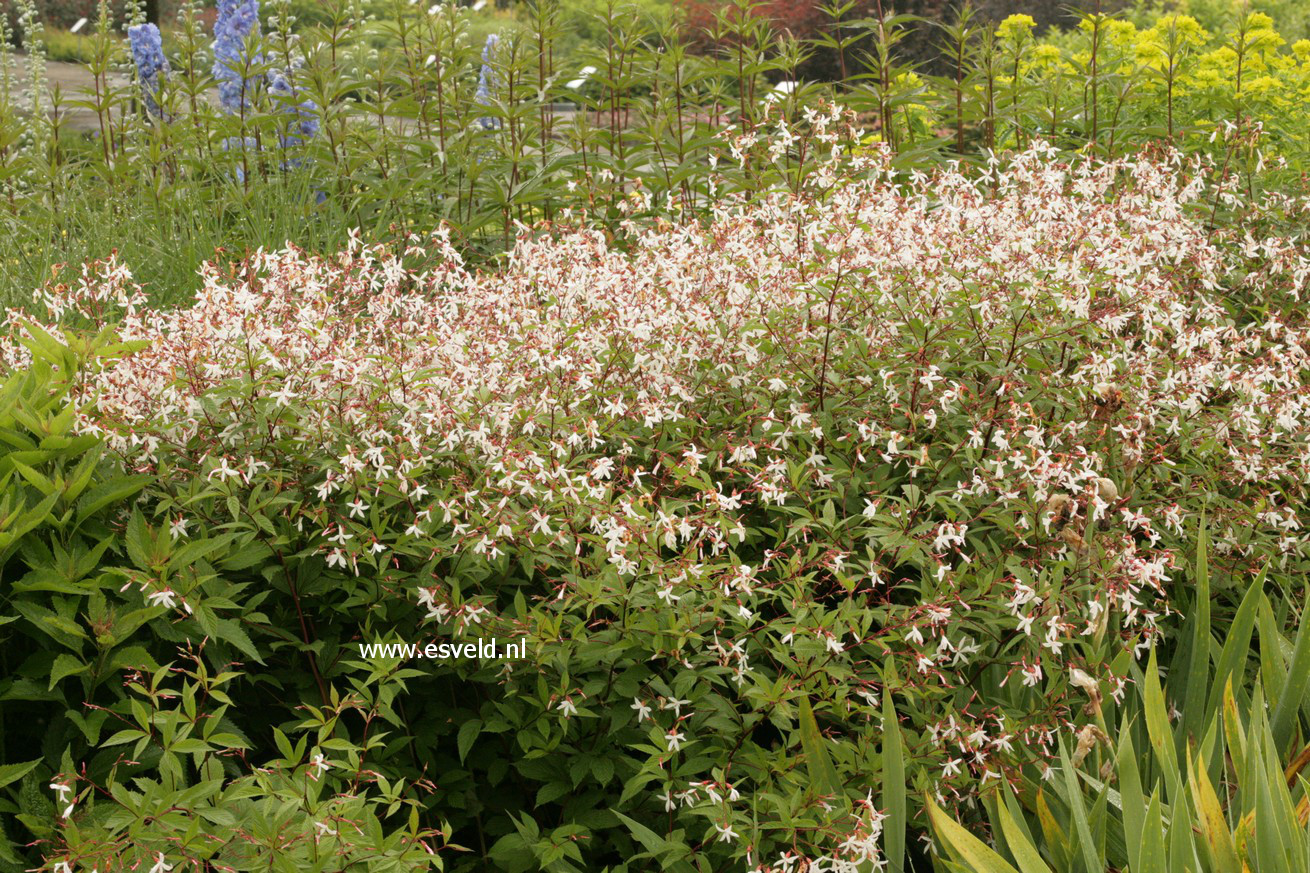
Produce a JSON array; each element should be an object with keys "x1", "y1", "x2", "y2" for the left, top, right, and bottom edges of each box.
[
  {"x1": 882, "y1": 689, "x2": 906, "y2": 873},
  {"x1": 1206, "y1": 569, "x2": 1263, "y2": 716},
  {"x1": 1271, "y1": 593, "x2": 1310, "y2": 754},
  {"x1": 1058, "y1": 735, "x2": 1103, "y2": 873},
  {"x1": 1182, "y1": 515, "x2": 1212, "y2": 746}
]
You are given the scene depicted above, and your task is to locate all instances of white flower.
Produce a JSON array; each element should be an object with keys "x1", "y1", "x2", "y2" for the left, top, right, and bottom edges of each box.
[
  {"x1": 631, "y1": 698, "x2": 652, "y2": 722},
  {"x1": 557, "y1": 697, "x2": 579, "y2": 718},
  {"x1": 149, "y1": 854, "x2": 173, "y2": 873},
  {"x1": 310, "y1": 753, "x2": 331, "y2": 779},
  {"x1": 715, "y1": 822, "x2": 739, "y2": 843},
  {"x1": 146, "y1": 588, "x2": 177, "y2": 609},
  {"x1": 169, "y1": 515, "x2": 189, "y2": 540},
  {"x1": 660, "y1": 697, "x2": 692, "y2": 716},
  {"x1": 665, "y1": 729, "x2": 686, "y2": 752},
  {"x1": 50, "y1": 779, "x2": 75, "y2": 820}
]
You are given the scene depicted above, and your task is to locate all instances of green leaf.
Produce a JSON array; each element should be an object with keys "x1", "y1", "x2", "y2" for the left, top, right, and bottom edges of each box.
[
  {"x1": 74, "y1": 474, "x2": 151, "y2": 528},
  {"x1": 1139, "y1": 793, "x2": 1166, "y2": 873},
  {"x1": 48, "y1": 653, "x2": 88, "y2": 690},
  {"x1": 1207, "y1": 573, "x2": 1263, "y2": 717},
  {"x1": 1181, "y1": 516, "x2": 1211, "y2": 744},
  {"x1": 797, "y1": 696, "x2": 842, "y2": 799},
  {"x1": 925, "y1": 794, "x2": 1019, "y2": 873},
  {"x1": 458, "y1": 717, "x2": 482, "y2": 764},
  {"x1": 882, "y1": 691, "x2": 906, "y2": 873},
  {"x1": 993, "y1": 793, "x2": 1053, "y2": 873},
  {"x1": 613, "y1": 810, "x2": 674, "y2": 859},
  {"x1": 1058, "y1": 735, "x2": 1103, "y2": 873},
  {"x1": 215, "y1": 619, "x2": 265, "y2": 665},
  {"x1": 1117, "y1": 726, "x2": 1146, "y2": 873},
  {"x1": 11, "y1": 459, "x2": 54, "y2": 495},
  {"x1": 1035, "y1": 790, "x2": 1070, "y2": 872},
  {"x1": 0, "y1": 759, "x2": 40, "y2": 790},
  {"x1": 1223, "y1": 678, "x2": 1247, "y2": 779},
  {"x1": 1188, "y1": 750, "x2": 1241, "y2": 873},
  {"x1": 168, "y1": 533, "x2": 240, "y2": 572},
  {"x1": 1142, "y1": 647, "x2": 1179, "y2": 776},
  {"x1": 124, "y1": 509, "x2": 152, "y2": 569},
  {"x1": 1257, "y1": 594, "x2": 1284, "y2": 709},
  {"x1": 1270, "y1": 591, "x2": 1310, "y2": 754},
  {"x1": 219, "y1": 540, "x2": 274, "y2": 571},
  {"x1": 59, "y1": 444, "x2": 102, "y2": 505}
]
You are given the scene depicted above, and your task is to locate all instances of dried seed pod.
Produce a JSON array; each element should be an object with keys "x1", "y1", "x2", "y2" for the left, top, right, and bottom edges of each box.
[
  {"x1": 1092, "y1": 381, "x2": 1123, "y2": 418},
  {"x1": 1094, "y1": 478, "x2": 1119, "y2": 503},
  {"x1": 1060, "y1": 525, "x2": 1087, "y2": 552},
  {"x1": 1044, "y1": 492, "x2": 1074, "y2": 527},
  {"x1": 1072, "y1": 723, "x2": 1108, "y2": 767}
]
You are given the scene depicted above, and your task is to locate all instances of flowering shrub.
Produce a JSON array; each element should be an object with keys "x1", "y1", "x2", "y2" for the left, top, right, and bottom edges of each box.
[{"x1": 6, "y1": 120, "x2": 1310, "y2": 870}]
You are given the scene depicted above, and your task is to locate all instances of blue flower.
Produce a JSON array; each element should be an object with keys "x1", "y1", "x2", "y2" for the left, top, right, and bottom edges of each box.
[
  {"x1": 267, "y1": 67, "x2": 319, "y2": 150},
  {"x1": 128, "y1": 23, "x2": 170, "y2": 118},
  {"x1": 475, "y1": 33, "x2": 501, "y2": 131},
  {"x1": 213, "y1": 0, "x2": 262, "y2": 113}
]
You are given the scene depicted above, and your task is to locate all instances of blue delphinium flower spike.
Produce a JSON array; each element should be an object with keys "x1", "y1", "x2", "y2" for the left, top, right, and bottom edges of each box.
[
  {"x1": 213, "y1": 0, "x2": 262, "y2": 113},
  {"x1": 475, "y1": 33, "x2": 501, "y2": 131},
  {"x1": 267, "y1": 66, "x2": 320, "y2": 170},
  {"x1": 267, "y1": 68, "x2": 319, "y2": 146},
  {"x1": 128, "y1": 23, "x2": 170, "y2": 118}
]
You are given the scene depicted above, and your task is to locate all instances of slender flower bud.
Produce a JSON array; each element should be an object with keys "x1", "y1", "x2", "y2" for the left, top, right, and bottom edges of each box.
[{"x1": 475, "y1": 33, "x2": 501, "y2": 131}]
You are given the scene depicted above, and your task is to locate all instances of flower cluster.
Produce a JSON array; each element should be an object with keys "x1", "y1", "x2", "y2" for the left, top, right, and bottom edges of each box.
[
  {"x1": 127, "y1": 23, "x2": 170, "y2": 119},
  {"x1": 11, "y1": 119, "x2": 1310, "y2": 866},
  {"x1": 212, "y1": 0, "x2": 262, "y2": 113},
  {"x1": 268, "y1": 66, "x2": 320, "y2": 149},
  {"x1": 208, "y1": 0, "x2": 320, "y2": 179}
]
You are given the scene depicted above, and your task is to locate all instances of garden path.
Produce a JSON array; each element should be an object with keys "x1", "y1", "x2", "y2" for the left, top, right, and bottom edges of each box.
[{"x1": 9, "y1": 55, "x2": 129, "y2": 132}]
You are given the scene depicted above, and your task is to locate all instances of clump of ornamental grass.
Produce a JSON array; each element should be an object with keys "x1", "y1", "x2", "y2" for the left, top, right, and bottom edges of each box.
[{"x1": 7, "y1": 113, "x2": 1310, "y2": 872}]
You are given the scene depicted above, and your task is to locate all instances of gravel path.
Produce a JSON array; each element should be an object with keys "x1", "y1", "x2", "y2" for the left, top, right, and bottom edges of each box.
[{"x1": 9, "y1": 55, "x2": 130, "y2": 132}]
